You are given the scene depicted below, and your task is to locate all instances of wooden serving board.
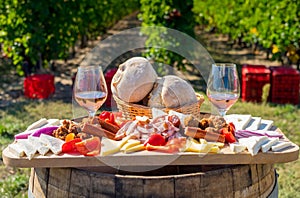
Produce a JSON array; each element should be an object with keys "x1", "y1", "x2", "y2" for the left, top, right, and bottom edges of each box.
[{"x1": 2, "y1": 141, "x2": 298, "y2": 168}]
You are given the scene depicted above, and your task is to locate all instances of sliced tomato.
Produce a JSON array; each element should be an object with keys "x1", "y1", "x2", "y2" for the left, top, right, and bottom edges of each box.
[
  {"x1": 75, "y1": 136, "x2": 101, "y2": 156},
  {"x1": 144, "y1": 134, "x2": 166, "y2": 147},
  {"x1": 62, "y1": 138, "x2": 82, "y2": 153}
]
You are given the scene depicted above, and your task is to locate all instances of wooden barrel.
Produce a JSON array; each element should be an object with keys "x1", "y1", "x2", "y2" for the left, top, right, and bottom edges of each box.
[{"x1": 28, "y1": 164, "x2": 276, "y2": 198}]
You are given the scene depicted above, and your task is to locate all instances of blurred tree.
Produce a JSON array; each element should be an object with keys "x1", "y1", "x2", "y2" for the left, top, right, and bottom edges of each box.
[{"x1": 139, "y1": 0, "x2": 195, "y2": 72}]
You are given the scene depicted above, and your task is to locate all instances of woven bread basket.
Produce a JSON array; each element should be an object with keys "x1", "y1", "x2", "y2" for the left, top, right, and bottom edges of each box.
[{"x1": 113, "y1": 93, "x2": 204, "y2": 120}]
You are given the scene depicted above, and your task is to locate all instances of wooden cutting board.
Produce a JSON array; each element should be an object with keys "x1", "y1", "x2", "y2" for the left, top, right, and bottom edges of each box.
[{"x1": 2, "y1": 140, "x2": 298, "y2": 168}]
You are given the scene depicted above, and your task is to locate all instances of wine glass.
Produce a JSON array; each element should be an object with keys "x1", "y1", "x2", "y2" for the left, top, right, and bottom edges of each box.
[
  {"x1": 206, "y1": 63, "x2": 240, "y2": 117},
  {"x1": 73, "y1": 66, "x2": 107, "y2": 121}
]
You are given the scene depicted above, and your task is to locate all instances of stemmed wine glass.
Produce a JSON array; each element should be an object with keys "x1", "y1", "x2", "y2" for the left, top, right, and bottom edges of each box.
[
  {"x1": 73, "y1": 66, "x2": 107, "y2": 121},
  {"x1": 206, "y1": 63, "x2": 240, "y2": 117}
]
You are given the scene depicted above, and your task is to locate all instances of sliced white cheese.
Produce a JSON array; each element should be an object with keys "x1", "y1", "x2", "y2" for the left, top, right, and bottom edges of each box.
[
  {"x1": 26, "y1": 118, "x2": 48, "y2": 131},
  {"x1": 224, "y1": 114, "x2": 252, "y2": 130},
  {"x1": 39, "y1": 134, "x2": 64, "y2": 154},
  {"x1": 245, "y1": 117, "x2": 261, "y2": 130},
  {"x1": 261, "y1": 138, "x2": 279, "y2": 153},
  {"x1": 100, "y1": 138, "x2": 121, "y2": 156},
  {"x1": 271, "y1": 141, "x2": 293, "y2": 152},
  {"x1": 44, "y1": 119, "x2": 60, "y2": 127},
  {"x1": 8, "y1": 143, "x2": 25, "y2": 157},
  {"x1": 258, "y1": 119, "x2": 274, "y2": 131},
  {"x1": 28, "y1": 136, "x2": 50, "y2": 155},
  {"x1": 17, "y1": 139, "x2": 37, "y2": 160},
  {"x1": 239, "y1": 136, "x2": 269, "y2": 156},
  {"x1": 100, "y1": 136, "x2": 131, "y2": 156},
  {"x1": 229, "y1": 143, "x2": 246, "y2": 153}
]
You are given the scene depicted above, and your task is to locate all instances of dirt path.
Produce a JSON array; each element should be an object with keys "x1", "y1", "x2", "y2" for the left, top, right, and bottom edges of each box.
[{"x1": 0, "y1": 11, "x2": 282, "y2": 107}]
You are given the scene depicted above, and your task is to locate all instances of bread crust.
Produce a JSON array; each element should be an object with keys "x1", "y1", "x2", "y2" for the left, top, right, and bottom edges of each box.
[{"x1": 111, "y1": 57, "x2": 157, "y2": 103}]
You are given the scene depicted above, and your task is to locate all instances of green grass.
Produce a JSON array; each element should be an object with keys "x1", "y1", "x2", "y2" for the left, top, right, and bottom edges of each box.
[{"x1": 0, "y1": 98, "x2": 299, "y2": 197}]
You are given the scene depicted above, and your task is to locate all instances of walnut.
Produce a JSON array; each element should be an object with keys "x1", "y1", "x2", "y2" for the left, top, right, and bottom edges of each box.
[
  {"x1": 199, "y1": 118, "x2": 212, "y2": 129},
  {"x1": 52, "y1": 120, "x2": 80, "y2": 140}
]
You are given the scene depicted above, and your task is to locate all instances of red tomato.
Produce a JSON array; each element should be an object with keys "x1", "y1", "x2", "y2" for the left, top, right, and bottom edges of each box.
[
  {"x1": 75, "y1": 137, "x2": 101, "y2": 156},
  {"x1": 99, "y1": 111, "x2": 119, "y2": 127},
  {"x1": 229, "y1": 122, "x2": 235, "y2": 130},
  {"x1": 144, "y1": 134, "x2": 166, "y2": 147},
  {"x1": 220, "y1": 126, "x2": 236, "y2": 143},
  {"x1": 224, "y1": 132, "x2": 236, "y2": 143},
  {"x1": 99, "y1": 111, "x2": 111, "y2": 120},
  {"x1": 107, "y1": 113, "x2": 119, "y2": 127},
  {"x1": 62, "y1": 138, "x2": 82, "y2": 153},
  {"x1": 228, "y1": 122, "x2": 236, "y2": 135}
]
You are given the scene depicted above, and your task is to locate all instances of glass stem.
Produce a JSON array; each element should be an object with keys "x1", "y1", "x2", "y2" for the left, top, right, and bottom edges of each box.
[
  {"x1": 219, "y1": 110, "x2": 227, "y2": 117},
  {"x1": 88, "y1": 111, "x2": 96, "y2": 122}
]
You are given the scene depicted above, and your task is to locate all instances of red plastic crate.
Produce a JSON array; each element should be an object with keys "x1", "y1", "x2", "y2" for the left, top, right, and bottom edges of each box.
[
  {"x1": 270, "y1": 67, "x2": 300, "y2": 105},
  {"x1": 24, "y1": 74, "x2": 55, "y2": 99},
  {"x1": 242, "y1": 65, "x2": 271, "y2": 102}
]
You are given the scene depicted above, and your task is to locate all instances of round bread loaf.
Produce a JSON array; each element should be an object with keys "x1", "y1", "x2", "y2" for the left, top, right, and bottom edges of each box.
[
  {"x1": 111, "y1": 57, "x2": 157, "y2": 103},
  {"x1": 148, "y1": 75, "x2": 197, "y2": 108}
]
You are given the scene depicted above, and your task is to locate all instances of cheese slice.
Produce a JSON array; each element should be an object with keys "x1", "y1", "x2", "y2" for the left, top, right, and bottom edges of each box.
[
  {"x1": 258, "y1": 119, "x2": 274, "y2": 131},
  {"x1": 28, "y1": 136, "x2": 50, "y2": 155},
  {"x1": 245, "y1": 117, "x2": 261, "y2": 130},
  {"x1": 209, "y1": 146, "x2": 220, "y2": 153},
  {"x1": 16, "y1": 139, "x2": 37, "y2": 160},
  {"x1": 123, "y1": 144, "x2": 145, "y2": 154},
  {"x1": 224, "y1": 114, "x2": 252, "y2": 130},
  {"x1": 8, "y1": 143, "x2": 25, "y2": 157},
  {"x1": 120, "y1": 139, "x2": 141, "y2": 152},
  {"x1": 184, "y1": 140, "x2": 214, "y2": 153},
  {"x1": 261, "y1": 138, "x2": 279, "y2": 153},
  {"x1": 199, "y1": 138, "x2": 224, "y2": 148},
  {"x1": 44, "y1": 119, "x2": 61, "y2": 127},
  {"x1": 100, "y1": 136, "x2": 131, "y2": 156},
  {"x1": 271, "y1": 141, "x2": 293, "y2": 152},
  {"x1": 229, "y1": 143, "x2": 246, "y2": 153},
  {"x1": 26, "y1": 118, "x2": 48, "y2": 131},
  {"x1": 239, "y1": 136, "x2": 269, "y2": 156},
  {"x1": 39, "y1": 134, "x2": 64, "y2": 154}
]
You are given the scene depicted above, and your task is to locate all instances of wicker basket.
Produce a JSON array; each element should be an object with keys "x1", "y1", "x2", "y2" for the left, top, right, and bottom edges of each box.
[{"x1": 113, "y1": 93, "x2": 205, "y2": 120}]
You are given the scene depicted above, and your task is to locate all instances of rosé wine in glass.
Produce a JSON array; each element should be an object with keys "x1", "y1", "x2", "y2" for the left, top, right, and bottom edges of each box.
[
  {"x1": 73, "y1": 66, "x2": 107, "y2": 121},
  {"x1": 206, "y1": 63, "x2": 240, "y2": 116}
]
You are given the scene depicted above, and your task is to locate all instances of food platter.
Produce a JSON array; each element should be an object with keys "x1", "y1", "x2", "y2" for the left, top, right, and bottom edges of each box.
[
  {"x1": 2, "y1": 128, "x2": 298, "y2": 168},
  {"x1": 2, "y1": 111, "x2": 299, "y2": 169}
]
